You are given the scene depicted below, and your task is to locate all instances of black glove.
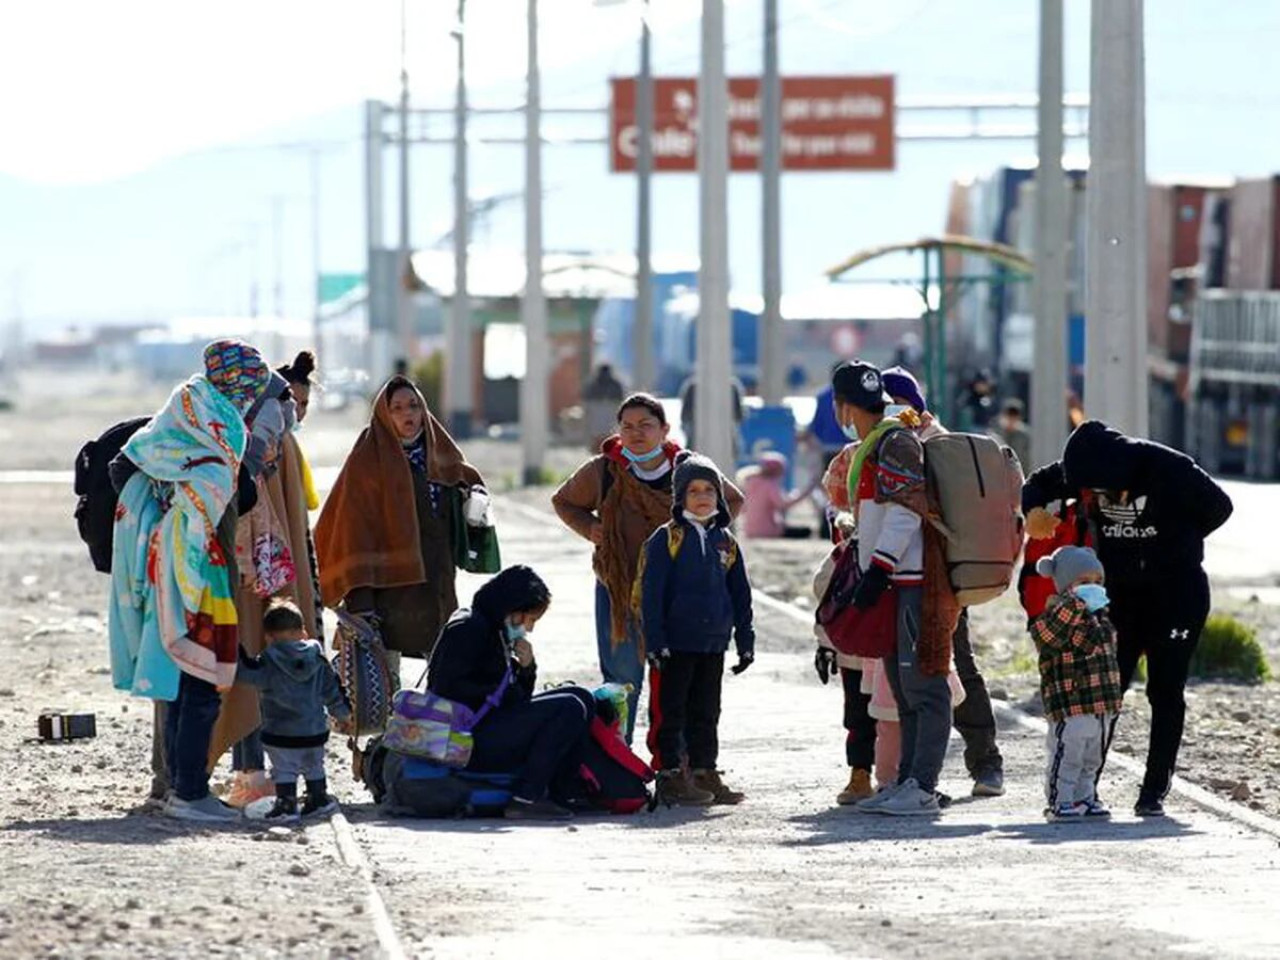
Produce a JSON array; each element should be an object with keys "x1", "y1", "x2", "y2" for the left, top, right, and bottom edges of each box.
[
  {"x1": 851, "y1": 564, "x2": 891, "y2": 610},
  {"x1": 730, "y1": 652, "x2": 754, "y2": 675},
  {"x1": 646, "y1": 647, "x2": 671, "y2": 671},
  {"x1": 814, "y1": 646, "x2": 838, "y2": 685}
]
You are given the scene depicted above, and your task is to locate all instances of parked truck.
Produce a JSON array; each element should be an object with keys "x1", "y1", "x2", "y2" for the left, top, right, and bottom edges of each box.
[{"x1": 1185, "y1": 291, "x2": 1280, "y2": 480}]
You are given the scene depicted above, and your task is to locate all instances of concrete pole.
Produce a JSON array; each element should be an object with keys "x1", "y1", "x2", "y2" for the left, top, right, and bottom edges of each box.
[
  {"x1": 271, "y1": 196, "x2": 285, "y2": 320},
  {"x1": 397, "y1": 0, "x2": 415, "y2": 366},
  {"x1": 760, "y1": 0, "x2": 785, "y2": 405},
  {"x1": 695, "y1": 0, "x2": 734, "y2": 472},
  {"x1": 633, "y1": 0, "x2": 654, "y2": 392},
  {"x1": 1085, "y1": 0, "x2": 1148, "y2": 436},
  {"x1": 521, "y1": 0, "x2": 548, "y2": 486},
  {"x1": 310, "y1": 148, "x2": 323, "y2": 367},
  {"x1": 448, "y1": 0, "x2": 474, "y2": 437},
  {"x1": 1031, "y1": 0, "x2": 1069, "y2": 469},
  {"x1": 364, "y1": 100, "x2": 389, "y2": 379}
]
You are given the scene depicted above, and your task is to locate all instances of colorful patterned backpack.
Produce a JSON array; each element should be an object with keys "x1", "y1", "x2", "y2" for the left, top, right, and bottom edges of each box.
[{"x1": 381, "y1": 669, "x2": 512, "y2": 767}]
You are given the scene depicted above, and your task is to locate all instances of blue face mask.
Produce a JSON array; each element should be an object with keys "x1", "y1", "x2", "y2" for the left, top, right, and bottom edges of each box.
[
  {"x1": 841, "y1": 420, "x2": 860, "y2": 442},
  {"x1": 885, "y1": 403, "x2": 910, "y2": 419},
  {"x1": 504, "y1": 621, "x2": 527, "y2": 643},
  {"x1": 1074, "y1": 583, "x2": 1109, "y2": 613},
  {"x1": 621, "y1": 444, "x2": 660, "y2": 464}
]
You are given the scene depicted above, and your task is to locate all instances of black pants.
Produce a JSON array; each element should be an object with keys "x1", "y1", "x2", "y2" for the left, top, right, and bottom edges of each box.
[
  {"x1": 648, "y1": 651, "x2": 724, "y2": 771},
  {"x1": 840, "y1": 667, "x2": 877, "y2": 770},
  {"x1": 468, "y1": 687, "x2": 594, "y2": 802},
  {"x1": 1107, "y1": 570, "x2": 1211, "y2": 799},
  {"x1": 951, "y1": 609, "x2": 1003, "y2": 778}
]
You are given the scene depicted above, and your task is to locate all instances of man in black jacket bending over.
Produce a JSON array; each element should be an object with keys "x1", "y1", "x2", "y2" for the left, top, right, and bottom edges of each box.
[{"x1": 1022, "y1": 420, "x2": 1233, "y2": 817}]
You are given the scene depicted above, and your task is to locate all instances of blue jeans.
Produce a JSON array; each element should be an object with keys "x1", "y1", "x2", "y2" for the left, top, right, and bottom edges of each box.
[
  {"x1": 594, "y1": 582, "x2": 645, "y2": 744},
  {"x1": 164, "y1": 672, "x2": 223, "y2": 802},
  {"x1": 232, "y1": 729, "x2": 264, "y2": 772}
]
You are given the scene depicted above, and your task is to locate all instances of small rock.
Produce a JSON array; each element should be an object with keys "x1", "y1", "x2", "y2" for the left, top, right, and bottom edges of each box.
[
  {"x1": 1231, "y1": 782, "x2": 1253, "y2": 802},
  {"x1": 123, "y1": 899, "x2": 140, "y2": 911},
  {"x1": 289, "y1": 864, "x2": 310, "y2": 878},
  {"x1": 0, "y1": 689, "x2": 14, "y2": 698},
  {"x1": 295, "y1": 834, "x2": 310, "y2": 846},
  {"x1": 881, "y1": 919, "x2": 892, "y2": 928},
  {"x1": 70, "y1": 765, "x2": 83, "y2": 775},
  {"x1": 149, "y1": 916, "x2": 163, "y2": 929},
  {"x1": 266, "y1": 827, "x2": 293, "y2": 842},
  {"x1": 1232, "y1": 710, "x2": 1252, "y2": 724}
]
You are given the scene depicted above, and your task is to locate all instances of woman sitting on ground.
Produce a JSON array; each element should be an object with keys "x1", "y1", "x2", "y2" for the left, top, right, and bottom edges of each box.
[{"x1": 426, "y1": 565, "x2": 595, "y2": 821}]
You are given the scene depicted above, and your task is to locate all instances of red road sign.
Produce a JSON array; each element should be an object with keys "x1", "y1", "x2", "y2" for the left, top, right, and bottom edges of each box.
[{"x1": 610, "y1": 75, "x2": 895, "y2": 173}]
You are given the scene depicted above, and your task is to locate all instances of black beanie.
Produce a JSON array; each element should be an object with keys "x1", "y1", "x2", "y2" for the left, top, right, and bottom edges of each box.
[{"x1": 671, "y1": 451, "x2": 731, "y2": 528}]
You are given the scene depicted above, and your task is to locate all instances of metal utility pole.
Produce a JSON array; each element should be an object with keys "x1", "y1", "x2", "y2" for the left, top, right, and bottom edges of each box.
[
  {"x1": 521, "y1": 0, "x2": 548, "y2": 485},
  {"x1": 310, "y1": 148, "x2": 323, "y2": 367},
  {"x1": 364, "y1": 100, "x2": 390, "y2": 380},
  {"x1": 1085, "y1": 0, "x2": 1148, "y2": 436},
  {"x1": 760, "y1": 0, "x2": 784, "y2": 406},
  {"x1": 1031, "y1": 0, "x2": 1069, "y2": 469},
  {"x1": 695, "y1": 0, "x2": 734, "y2": 472},
  {"x1": 633, "y1": 0, "x2": 655, "y2": 392},
  {"x1": 448, "y1": 0, "x2": 474, "y2": 437},
  {"x1": 271, "y1": 196, "x2": 285, "y2": 319},
  {"x1": 396, "y1": 0, "x2": 415, "y2": 367}
]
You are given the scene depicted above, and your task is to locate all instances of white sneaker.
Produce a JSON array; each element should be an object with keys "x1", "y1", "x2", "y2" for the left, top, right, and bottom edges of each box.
[
  {"x1": 165, "y1": 794, "x2": 243, "y2": 823},
  {"x1": 855, "y1": 782, "x2": 904, "y2": 813},
  {"x1": 876, "y1": 779, "x2": 942, "y2": 817}
]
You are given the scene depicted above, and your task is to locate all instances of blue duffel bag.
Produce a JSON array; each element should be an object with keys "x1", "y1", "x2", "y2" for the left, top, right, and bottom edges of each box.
[{"x1": 363, "y1": 737, "x2": 516, "y2": 818}]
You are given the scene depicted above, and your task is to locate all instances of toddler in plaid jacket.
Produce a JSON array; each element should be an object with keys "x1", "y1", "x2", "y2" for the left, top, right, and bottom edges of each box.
[{"x1": 1029, "y1": 546, "x2": 1123, "y2": 822}]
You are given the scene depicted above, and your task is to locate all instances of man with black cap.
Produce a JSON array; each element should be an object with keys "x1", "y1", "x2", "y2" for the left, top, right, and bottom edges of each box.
[
  {"x1": 1022, "y1": 420, "x2": 1233, "y2": 816},
  {"x1": 830, "y1": 360, "x2": 951, "y2": 816}
]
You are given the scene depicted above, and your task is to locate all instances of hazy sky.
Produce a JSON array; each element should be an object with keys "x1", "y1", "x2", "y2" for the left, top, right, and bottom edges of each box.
[{"x1": 3, "y1": 0, "x2": 1280, "y2": 330}]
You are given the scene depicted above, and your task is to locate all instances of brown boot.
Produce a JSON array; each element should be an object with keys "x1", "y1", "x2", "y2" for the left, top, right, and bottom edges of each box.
[
  {"x1": 836, "y1": 768, "x2": 874, "y2": 805},
  {"x1": 692, "y1": 769, "x2": 745, "y2": 805},
  {"x1": 656, "y1": 769, "x2": 715, "y2": 807}
]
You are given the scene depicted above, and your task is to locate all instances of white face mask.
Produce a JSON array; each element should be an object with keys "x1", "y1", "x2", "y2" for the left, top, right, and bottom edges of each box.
[
  {"x1": 682, "y1": 509, "x2": 718, "y2": 525},
  {"x1": 885, "y1": 403, "x2": 911, "y2": 419}
]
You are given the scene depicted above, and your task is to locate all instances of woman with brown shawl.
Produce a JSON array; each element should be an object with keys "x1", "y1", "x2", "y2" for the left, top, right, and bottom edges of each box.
[
  {"x1": 315, "y1": 376, "x2": 484, "y2": 662},
  {"x1": 552, "y1": 393, "x2": 742, "y2": 744}
]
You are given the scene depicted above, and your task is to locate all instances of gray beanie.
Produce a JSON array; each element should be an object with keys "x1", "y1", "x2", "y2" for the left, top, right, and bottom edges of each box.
[{"x1": 1035, "y1": 546, "x2": 1104, "y2": 594}]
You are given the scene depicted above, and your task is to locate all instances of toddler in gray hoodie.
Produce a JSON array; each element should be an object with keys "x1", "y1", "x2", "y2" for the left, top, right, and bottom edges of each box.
[{"x1": 239, "y1": 600, "x2": 351, "y2": 821}]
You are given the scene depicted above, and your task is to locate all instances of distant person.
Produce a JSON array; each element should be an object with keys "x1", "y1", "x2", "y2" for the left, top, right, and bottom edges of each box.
[
  {"x1": 552, "y1": 393, "x2": 744, "y2": 744},
  {"x1": 582, "y1": 363, "x2": 626, "y2": 453},
  {"x1": 638, "y1": 453, "x2": 755, "y2": 806},
  {"x1": 316, "y1": 376, "x2": 487, "y2": 666},
  {"x1": 1028, "y1": 547, "x2": 1123, "y2": 821},
  {"x1": 956, "y1": 369, "x2": 996, "y2": 432},
  {"x1": 237, "y1": 600, "x2": 351, "y2": 822},
  {"x1": 1023, "y1": 420, "x2": 1233, "y2": 816},
  {"x1": 993, "y1": 397, "x2": 1032, "y2": 468},
  {"x1": 738, "y1": 451, "x2": 808, "y2": 539},
  {"x1": 678, "y1": 374, "x2": 744, "y2": 452}
]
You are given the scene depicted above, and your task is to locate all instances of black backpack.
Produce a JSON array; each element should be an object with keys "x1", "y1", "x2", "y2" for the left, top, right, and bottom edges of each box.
[{"x1": 73, "y1": 417, "x2": 149, "y2": 573}]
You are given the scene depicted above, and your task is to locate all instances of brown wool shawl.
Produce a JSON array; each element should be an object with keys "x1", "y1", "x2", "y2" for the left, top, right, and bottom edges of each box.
[
  {"x1": 315, "y1": 379, "x2": 482, "y2": 609},
  {"x1": 598, "y1": 461, "x2": 674, "y2": 652}
]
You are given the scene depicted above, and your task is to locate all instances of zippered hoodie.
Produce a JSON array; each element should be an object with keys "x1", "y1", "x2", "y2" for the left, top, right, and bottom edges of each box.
[
  {"x1": 237, "y1": 640, "x2": 351, "y2": 748},
  {"x1": 1023, "y1": 420, "x2": 1233, "y2": 585},
  {"x1": 636, "y1": 453, "x2": 755, "y2": 657}
]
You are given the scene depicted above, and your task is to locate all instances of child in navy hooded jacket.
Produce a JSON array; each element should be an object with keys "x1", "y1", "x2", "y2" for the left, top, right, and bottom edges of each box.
[{"x1": 637, "y1": 452, "x2": 754, "y2": 806}]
